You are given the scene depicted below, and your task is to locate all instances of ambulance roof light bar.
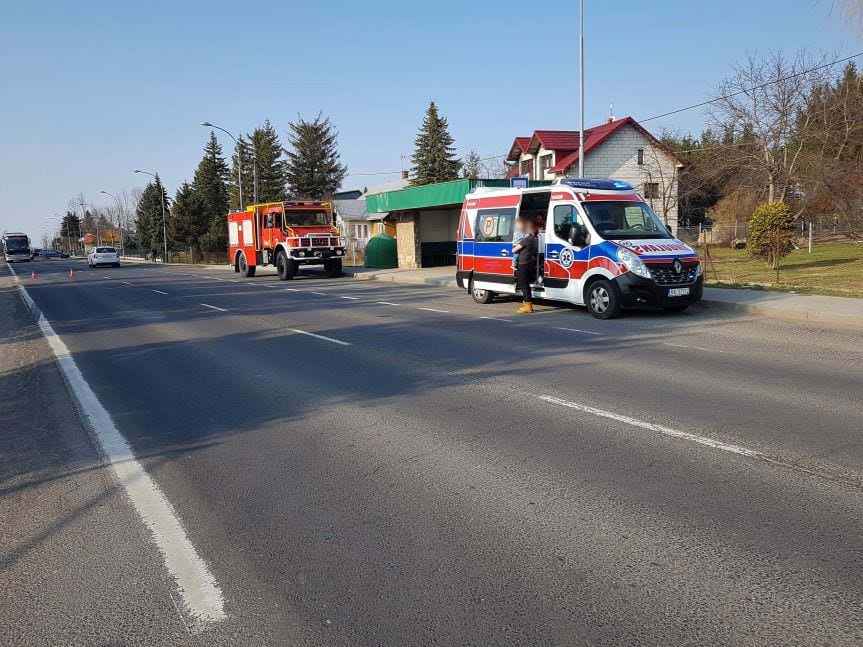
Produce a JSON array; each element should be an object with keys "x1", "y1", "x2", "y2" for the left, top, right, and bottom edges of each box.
[{"x1": 555, "y1": 178, "x2": 633, "y2": 191}]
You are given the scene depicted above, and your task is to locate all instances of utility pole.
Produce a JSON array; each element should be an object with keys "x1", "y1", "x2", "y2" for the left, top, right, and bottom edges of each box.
[{"x1": 578, "y1": 0, "x2": 585, "y2": 178}]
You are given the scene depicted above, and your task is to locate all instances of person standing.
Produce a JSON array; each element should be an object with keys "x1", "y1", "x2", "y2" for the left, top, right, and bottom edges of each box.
[
  {"x1": 513, "y1": 219, "x2": 538, "y2": 314},
  {"x1": 151, "y1": 246, "x2": 158, "y2": 263}
]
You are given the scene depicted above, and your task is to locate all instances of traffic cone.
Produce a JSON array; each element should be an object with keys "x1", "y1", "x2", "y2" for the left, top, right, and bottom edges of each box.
[{"x1": 68, "y1": 268, "x2": 75, "y2": 279}]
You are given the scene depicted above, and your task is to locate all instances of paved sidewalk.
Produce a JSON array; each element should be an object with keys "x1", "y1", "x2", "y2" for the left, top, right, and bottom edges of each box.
[{"x1": 346, "y1": 266, "x2": 863, "y2": 328}]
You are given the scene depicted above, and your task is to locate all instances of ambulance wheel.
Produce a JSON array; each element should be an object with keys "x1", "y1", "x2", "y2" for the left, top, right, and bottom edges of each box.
[
  {"x1": 324, "y1": 259, "x2": 342, "y2": 278},
  {"x1": 470, "y1": 281, "x2": 495, "y2": 304},
  {"x1": 239, "y1": 253, "x2": 256, "y2": 278},
  {"x1": 586, "y1": 279, "x2": 621, "y2": 319},
  {"x1": 276, "y1": 251, "x2": 297, "y2": 280}
]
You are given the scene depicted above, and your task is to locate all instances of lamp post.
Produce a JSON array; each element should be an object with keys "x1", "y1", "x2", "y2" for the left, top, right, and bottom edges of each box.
[
  {"x1": 134, "y1": 169, "x2": 168, "y2": 262},
  {"x1": 100, "y1": 190, "x2": 126, "y2": 257},
  {"x1": 201, "y1": 121, "x2": 244, "y2": 209},
  {"x1": 578, "y1": 0, "x2": 585, "y2": 178}
]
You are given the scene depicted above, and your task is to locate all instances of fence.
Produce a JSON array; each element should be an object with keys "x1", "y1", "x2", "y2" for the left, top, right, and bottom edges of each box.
[
  {"x1": 345, "y1": 238, "x2": 367, "y2": 267},
  {"x1": 675, "y1": 223, "x2": 862, "y2": 296}
]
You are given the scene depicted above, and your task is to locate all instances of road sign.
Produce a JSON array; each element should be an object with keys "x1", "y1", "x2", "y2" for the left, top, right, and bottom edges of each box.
[{"x1": 510, "y1": 177, "x2": 529, "y2": 188}]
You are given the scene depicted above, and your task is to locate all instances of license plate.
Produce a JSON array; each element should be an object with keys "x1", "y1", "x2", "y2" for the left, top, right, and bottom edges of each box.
[{"x1": 668, "y1": 287, "x2": 690, "y2": 297}]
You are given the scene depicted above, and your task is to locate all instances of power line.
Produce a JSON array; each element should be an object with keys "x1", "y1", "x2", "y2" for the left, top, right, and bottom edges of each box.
[{"x1": 639, "y1": 50, "x2": 863, "y2": 123}]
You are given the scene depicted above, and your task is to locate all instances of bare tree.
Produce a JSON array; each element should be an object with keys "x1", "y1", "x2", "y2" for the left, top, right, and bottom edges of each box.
[{"x1": 706, "y1": 51, "x2": 831, "y2": 205}]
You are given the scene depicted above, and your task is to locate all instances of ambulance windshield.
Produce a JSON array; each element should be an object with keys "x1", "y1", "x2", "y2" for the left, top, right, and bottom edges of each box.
[
  {"x1": 284, "y1": 209, "x2": 331, "y2": 227},
  {"x1": 582, "y1": 201, "x2": 671, "y2": 240}
]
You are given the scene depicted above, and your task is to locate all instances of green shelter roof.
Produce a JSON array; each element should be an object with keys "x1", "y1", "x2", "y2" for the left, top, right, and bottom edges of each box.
[{"x1": 364, "y1": 178, "x2": 552, "y2": 214}]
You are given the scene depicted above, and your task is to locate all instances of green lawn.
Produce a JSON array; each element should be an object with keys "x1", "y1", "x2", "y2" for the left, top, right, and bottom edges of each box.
[{"x1": 695, "y1": 240, "x2": 863, "y2": 298}]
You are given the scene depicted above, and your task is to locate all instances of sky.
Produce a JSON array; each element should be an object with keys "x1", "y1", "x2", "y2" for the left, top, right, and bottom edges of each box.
[{"x1": 1, "y1": 0, "x2": 860, "y2": 241}]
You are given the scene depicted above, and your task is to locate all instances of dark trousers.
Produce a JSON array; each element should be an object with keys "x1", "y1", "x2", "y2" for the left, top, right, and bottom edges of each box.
[{"x1": 517, "y1": 264, "x2": 537, "y2": 303}]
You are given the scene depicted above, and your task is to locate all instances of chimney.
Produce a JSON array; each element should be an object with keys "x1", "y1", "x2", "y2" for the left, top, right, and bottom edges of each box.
[{"x1": 401, "y1": 170, "x2": 409, "y2": 180}]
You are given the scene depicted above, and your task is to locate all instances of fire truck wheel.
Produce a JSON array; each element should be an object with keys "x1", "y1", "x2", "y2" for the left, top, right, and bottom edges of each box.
[
  {"x1": 324, "y1": 259, "x2": 342, "y2": 278},
  {"x1": 276, "y1": 251, "x2": 297, "y2": 280},
  {"x1": 239, "y1": 253, "x2": 256, "y2": 277},
  {"x1": 586, "y1": 279, "x2": 622, "y2": 319},
  {"x1": 469, "y1": 280, "x2": 495, "y2": 304}
]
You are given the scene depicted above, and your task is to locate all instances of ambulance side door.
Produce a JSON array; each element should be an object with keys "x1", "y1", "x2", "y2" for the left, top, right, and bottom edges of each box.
[{"x1": 543, "y1": 202, "x2": 588, "y2": 303}]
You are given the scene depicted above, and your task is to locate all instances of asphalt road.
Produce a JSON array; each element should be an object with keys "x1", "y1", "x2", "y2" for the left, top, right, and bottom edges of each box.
[{"x1": 2, "y1": 257, "x2": 862, "y2": 646}]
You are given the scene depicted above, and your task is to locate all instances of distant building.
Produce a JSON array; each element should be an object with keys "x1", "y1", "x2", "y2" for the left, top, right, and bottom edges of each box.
[{"x1": 506, "y1": 116, "x2": 684, "y2": 228}]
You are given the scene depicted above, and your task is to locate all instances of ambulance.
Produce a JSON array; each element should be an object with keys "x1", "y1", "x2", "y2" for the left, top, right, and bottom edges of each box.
[{"x1": 456, "y1": 178, "x2": 703, "y2": 319}]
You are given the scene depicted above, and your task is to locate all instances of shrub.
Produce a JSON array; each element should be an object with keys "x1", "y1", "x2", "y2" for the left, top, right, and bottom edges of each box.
[{"x1": 747, "y1": 201, "x2": 797, "y2": 269}]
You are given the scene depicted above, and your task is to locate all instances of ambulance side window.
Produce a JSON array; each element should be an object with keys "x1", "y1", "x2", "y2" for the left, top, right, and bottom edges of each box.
[
  {"x1": 475, "y1": 208, "x2": 516, "y2": 242},
  {"x1": 553, "y1": 205, "x2": 578, "y2": 240}
]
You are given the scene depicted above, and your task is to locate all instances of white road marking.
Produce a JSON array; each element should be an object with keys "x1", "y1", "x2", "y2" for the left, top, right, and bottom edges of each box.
[
  {"x1": 311, "y1": 291, "x2": 327, "y2": 296},
  {"x1": 555, "y1": 327, "x2": 602, "y2": 336},
  {"x1": 339, "y1": 295, "x2": 360, "y2": 300},
  {"x1": 283, "y1": 287, "x2": 300, "y2": 291},
  {"x1": 664, "y1": 343, "x2": 727, "y2": 354},
  {"x1": 120, "y1": 281, "x2": 134, "y2": 286},
  {"x1": 200, "y1": 303, "x2": 228, "y2": 312},
  {"x1": 11, "y1": 269, "x2": 225, "y2": 623},
  {"x1": 290, "y1": 328, "x2": 351, "y2": 346},
  {"x1": 103, "y1": 276, "x2": 112, "y2": 279},
  {"x1": 539, "y1": 395, "x2": 760, "y2": 458},
  {"x1": 213, "y1": 277, "x2": 225, "y2": 281},
  {"x1": 419, "y1": 307, "x2": 451, "y2": 313},
  {"x1": 479, "y1": 316, "x2": 512, "y2": 323},
  {"x1": 151, "y1": 289, "x2": 168, "y2": 295},
  {"x1": 263, "y1": 284, "x2": 279, "y2": 288},
  {"x1": 377, "y1": 301, "x2": 400, "y2": 306}
]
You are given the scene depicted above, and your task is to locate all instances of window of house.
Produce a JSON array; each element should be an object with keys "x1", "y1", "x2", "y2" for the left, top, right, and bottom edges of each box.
[
  {"x1": 475, "y1": 208, "x2": 517, "y2": 242},
  {"x1": 643, "y1": 182, "x2": 659, "y2": 199},
  {"x1": 354, "y1": 223, "x2": 370, "y2": 239},
  {"x1": 519, "y1": 159, "x2": 534, "y2": 179},
  {"x1": 539, "y1": 155, "x2": 552, "y2": 178},
  {"x1": 553, "y1": 205, "x2": 579, "y2": 239},
  {"x1": 637, "y1": 149, "x2": 645, "y2": 165}
]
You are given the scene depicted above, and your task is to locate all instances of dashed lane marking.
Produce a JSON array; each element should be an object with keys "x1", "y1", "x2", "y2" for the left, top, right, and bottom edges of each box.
[
  {"x1": 555, "y1": 327, "x2": 602, "y2": 336},
  {"x1": 290, "y1": 328, "x2": 351, "y2": 346},
  {"x1": 151, "y1": 289, "x2": 168, "y2": 295},
  {"x1": 377, "y1": 301, "x2": 401, "y2": 306},
  {"x1": 540, "y1": 395, "x2": 760, "y2": 458},
  {"x1": 419, "y1": 307, "x2": 451, "y2": 313},
  {"x1": 339, "y1": 296, "x2": 360, "y2": 300},
  {"x1": 479, "y1": 316, "x2": 513, "y2": 323},
  {"x1": 200, "y1": 303, "x2": 228, "y2": 312}
]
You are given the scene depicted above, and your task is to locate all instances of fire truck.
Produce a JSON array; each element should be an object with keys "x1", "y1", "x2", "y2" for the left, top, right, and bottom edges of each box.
[{"x1": 227, "y1": 200, "x2": 345, "y2": 279}]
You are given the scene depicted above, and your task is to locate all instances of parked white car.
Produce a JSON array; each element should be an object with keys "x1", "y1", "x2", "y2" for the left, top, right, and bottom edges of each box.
[{"x1": 88, "y1": 246, "x2": 121, "y2": 268}]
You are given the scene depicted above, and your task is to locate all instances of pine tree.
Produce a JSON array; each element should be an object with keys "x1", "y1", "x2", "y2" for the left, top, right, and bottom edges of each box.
[
  {"x1": 250, "y1": 119, "x2": 288, "y2": 203},
  {"x1": 284, "y1": 112, "x2": 348, "y2": 199},
  {"x1": 136, "y1": 178, "x2": 169, "y2": 251},
  {"x1": 194, "y1": 131, "x2": 230, "y2": 250},
  {"x1": 411, "y1": 101, "x2": 461, "y2": 186},
  {"x1": 229, "y1": 135, "x2": 255, "y2": 211},
  {"x1": 169, "y1": 183, "x2": 209, "y2": 255}
]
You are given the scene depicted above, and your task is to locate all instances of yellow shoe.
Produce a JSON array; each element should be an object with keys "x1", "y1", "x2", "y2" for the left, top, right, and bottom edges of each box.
[{"x1": 516, "y1": 303, "x2": 534, "y2": 314}]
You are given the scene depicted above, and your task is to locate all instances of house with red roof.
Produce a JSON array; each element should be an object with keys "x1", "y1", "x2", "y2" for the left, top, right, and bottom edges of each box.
[{"x1": 507, "y1": 116, "x2": 684, "y2": 228}]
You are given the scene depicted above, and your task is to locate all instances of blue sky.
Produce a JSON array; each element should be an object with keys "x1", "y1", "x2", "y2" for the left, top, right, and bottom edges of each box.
[{"x1": 1, "y1": 0, "x2": 859, "y2": 240}]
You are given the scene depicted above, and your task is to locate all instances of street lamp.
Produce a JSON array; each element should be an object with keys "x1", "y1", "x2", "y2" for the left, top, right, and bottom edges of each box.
[
  {"x1": 201, "y1": 121, "x2": 245, "y2": 209},
  {"x1": 100, "y1": 190, "x2": 125, "y2": 257},
  {"x1": 134, "y1": 169, "x2": 168, "y2": 262},
  {"x1": 578, "y1": 0, "x2": 585, "y2": 179}
]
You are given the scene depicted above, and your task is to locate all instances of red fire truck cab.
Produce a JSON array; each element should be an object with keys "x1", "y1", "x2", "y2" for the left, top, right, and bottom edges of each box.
[{"x1": 227, "y1": 201, "x2": 346, "y2": 279}]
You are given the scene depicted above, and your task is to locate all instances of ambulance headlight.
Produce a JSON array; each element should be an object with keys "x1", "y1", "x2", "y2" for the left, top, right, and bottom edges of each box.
[
  {"x1": 616, "y1": 247, "x2": 651, "y2": 279},
  {"x1": 695, "y1": 261, "x2": 703, "y2": 277}
]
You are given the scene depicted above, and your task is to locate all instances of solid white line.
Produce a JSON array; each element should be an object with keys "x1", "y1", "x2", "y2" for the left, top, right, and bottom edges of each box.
[
  {"x1": 419, "y1": 307, "x2": 451, "y2": 313},
  {"x1": 200, "y1": 303, "x2": 228, "y2": 312},
  {"x1": 151, "y1": 289, "x2": 168, "y2": 295},
  {"x1": 339, "y1": 295, "x2": 360, "y2": 300},
  {"x1": 539, "y1": 395, "x2": 760, "y2": 458},
  {"x1": 664, "y1": 343, "x2": 727, "y2": 354},
  {"x1": 11, "y1": 269, "x2": 225, "y2": 622},
  {"x1": 555, "y1": 327, "x2": 602, "y2": 336},
  {"x1": 377, "y1": 301, "x2": 400, "y2": 306},
  {"x1": 479, "y1": 316, "x2": 512, "y2": 323},
  {"x1": 289, "y1": 328, "x2": 351, "y2": 346}
]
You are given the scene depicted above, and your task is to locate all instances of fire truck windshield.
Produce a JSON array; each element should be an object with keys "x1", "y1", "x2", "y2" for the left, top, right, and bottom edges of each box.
[{"x1": 284, "y1": 209, "x2": 331, "y2": 227}]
